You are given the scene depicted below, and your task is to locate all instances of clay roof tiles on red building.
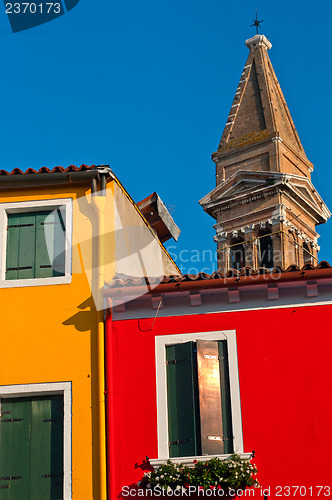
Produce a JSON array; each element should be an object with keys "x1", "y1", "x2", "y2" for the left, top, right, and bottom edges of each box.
[{"x1": 106, "y1": 261, "x2": 332, "y2": 289}]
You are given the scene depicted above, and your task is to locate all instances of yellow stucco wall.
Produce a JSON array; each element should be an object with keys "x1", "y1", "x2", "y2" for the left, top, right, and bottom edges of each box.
[{"x1": 0, "y1": 181, "x2": 115, "y2": 500}]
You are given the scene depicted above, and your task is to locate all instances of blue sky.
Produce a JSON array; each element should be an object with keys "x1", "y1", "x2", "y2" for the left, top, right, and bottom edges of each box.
[{"x1": 0, "y1": 0, "x2": 331, "y2": 273}]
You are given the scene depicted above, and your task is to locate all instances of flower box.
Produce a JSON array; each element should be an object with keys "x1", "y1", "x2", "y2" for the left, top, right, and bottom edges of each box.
[{"x1": 139, "y1": 453, "x2": 259, "y2": 498}]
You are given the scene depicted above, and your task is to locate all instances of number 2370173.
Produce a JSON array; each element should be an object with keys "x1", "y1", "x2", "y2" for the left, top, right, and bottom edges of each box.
[
  {"x1": 274, "y1": 486, "x2": 330, "y2": 496},
  {"x1": 5, "y1": 3, "x2": 61, "y2": 14}
]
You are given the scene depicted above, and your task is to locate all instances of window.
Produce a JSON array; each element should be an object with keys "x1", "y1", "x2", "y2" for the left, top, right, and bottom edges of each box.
[
  {"x1": 230, "y1": 238, "x2": 245, "y2": 270},
  {"x1": 258, "y1": 230, "x2": 273, "y2": 268},
  {"x1": 154, "y1": 331, "x2": 244, "y2": 464},
  {"x1": 0, "y1": 199, "x2": 72, "y2": 287},
  {"x1": 166, "y1": 340, "x2": 233, "y2": 458},
  {"x1": 0, "y1": 382, "x2": 72, "y2": 499},
  {"x1": 303, "y1": 242, "x2": 312, "y2": 265},
  {"x1": 6, "y1": 210, "x2": 66, "y2": 280}
]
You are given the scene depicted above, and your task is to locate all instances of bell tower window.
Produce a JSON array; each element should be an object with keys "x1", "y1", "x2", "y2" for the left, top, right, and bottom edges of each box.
[
  {"x1": 258, "y1": 230, "x2": 274, "y2": 268},
  {"x1": 230, "y1": 238, "x2": 245, "y2": 270},
  {"x1": 303, "y1": 242, "x2": 312, "y2": 265}
]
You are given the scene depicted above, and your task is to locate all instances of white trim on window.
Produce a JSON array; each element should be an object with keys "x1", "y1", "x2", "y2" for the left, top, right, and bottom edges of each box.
[
  {"x1": 0, "y1": 381, "x2": 72, "y2": 500},
  {"x1": 0, "y1": 198, "x2": 72, "y2": 288},
  {"x1": 150, "y1": 453, "x2": 252, "y2": 468},
  {"x1": 154, "y1": 330, "x2": 244, "y2": 462}
]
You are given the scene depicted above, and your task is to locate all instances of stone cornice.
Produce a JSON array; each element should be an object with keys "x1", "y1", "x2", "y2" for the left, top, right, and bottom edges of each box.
[
  {"x1": 203, "y1": 172, "x2": 330, "y2": 225},
  {"x1": 211, "y1": 188, "x2": 279, "y2": 215},
  {"x1": 213, "y1": 205, "x2": 286, "y2": 230},
  {"x1": 282, "y1": 189, "x2": 330, "y2": 225},
  {"x1": 200, "y1": 170, "x2": 285, "y2": 207}
]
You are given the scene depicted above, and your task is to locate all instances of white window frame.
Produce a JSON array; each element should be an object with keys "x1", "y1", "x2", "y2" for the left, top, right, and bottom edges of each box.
[
  {"x1": 0, "y1": 381, "x2": 72, "y2": 500},
  {"x1": 153, "y1": 330, "x2": 248, "y2": 467},
  {"x1": 0, "y1": 198, "x2": 72, "y2": 288}
]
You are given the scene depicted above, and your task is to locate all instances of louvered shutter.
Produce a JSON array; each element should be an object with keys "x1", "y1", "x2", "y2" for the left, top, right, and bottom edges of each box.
[
  {"x1": 218, "y1": 340, "x2": 233, "y2": 454},
  {"x1": 30, "y1": 396, "x2": 64, "y2": 500},
  {"x1": 197, "y1": 340, "x2": 233, "y2": 455},
  {"x1": 166, "y1": 342, "x2": 201, "y2": 457},
  {"x1": 52, "y1": 209, "x2": 66, "y2": 277},
  {"x1": 197, "y1": 340, "x2": 224, "y2": 455},
  {"x1": 6, "y1": 213, "x2": 36, "y2": 280},
  {"x1": 0, "y1": 398, "x2": 31, "y2": 496},
  {"x1": 6, "y1": 214, "x2": 21, "y2": 280},
  {"x1": 35, "y1": 210, "x2": 65, "y2": 278},
  {"x1": 35, "y1": 212, "x2": 53, "y2": 278},
  {"x1": 0, "y1": 396, "x2": 64, "y2": 499}
]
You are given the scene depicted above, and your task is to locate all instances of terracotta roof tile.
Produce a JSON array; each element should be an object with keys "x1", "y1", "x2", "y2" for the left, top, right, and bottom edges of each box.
[
  {"x1": 107, "y1": 261, "x2": 332, "y2": 287},
  {"x1": 0, "y1": 164, "x2": 96, "y2": 176}
]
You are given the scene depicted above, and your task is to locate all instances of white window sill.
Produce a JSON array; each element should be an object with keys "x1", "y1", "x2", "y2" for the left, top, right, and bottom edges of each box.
[
  {"x1": 0, "y1": 275, "x2": 72, "y2": 288},
  {"x1": 150, "y1": 453, "x2": 252, "y2": 468}
]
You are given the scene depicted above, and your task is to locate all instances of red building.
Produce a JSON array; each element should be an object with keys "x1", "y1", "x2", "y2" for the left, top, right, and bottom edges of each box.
[{"x1": 105, "y1": 265, "x2": 332, "y2": 499}]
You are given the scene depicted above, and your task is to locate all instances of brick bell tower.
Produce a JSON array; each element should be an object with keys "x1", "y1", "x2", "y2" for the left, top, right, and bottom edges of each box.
[{"x1": 200, "y1": 34, "x2": 330, "y2": 273}]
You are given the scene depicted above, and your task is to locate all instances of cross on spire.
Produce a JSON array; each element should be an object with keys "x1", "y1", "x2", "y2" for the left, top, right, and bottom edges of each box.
[{"x1": 250, "y1": 9, "x2": 264, "y2": 34}]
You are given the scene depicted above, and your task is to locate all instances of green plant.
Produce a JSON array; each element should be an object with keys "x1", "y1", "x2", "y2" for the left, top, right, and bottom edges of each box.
[{"x1": 140, "y1": 453, "x2": 259, "y2": 494}]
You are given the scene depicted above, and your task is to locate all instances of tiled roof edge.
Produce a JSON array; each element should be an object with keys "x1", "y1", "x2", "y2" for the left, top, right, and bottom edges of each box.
[
  {"x1": 0, "y1": 164, "x2": 95, "y2": 176},
  {"x1": 107, "y1": 261, "x2": 332, "y2": 287}
]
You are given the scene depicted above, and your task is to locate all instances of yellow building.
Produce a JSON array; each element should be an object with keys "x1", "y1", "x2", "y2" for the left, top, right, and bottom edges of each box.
[{"x1": 0, "y1": 164, "x2": 179, "y2": 500}]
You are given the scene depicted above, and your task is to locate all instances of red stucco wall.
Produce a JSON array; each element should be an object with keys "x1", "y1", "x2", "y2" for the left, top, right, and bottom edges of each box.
[{"x1": 106, "y1": 303, "x2": 332, "y2": 499}]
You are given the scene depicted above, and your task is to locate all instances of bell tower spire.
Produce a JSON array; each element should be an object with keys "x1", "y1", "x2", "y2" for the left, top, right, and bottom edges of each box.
[{"x1": 200, "y1": 34, "x2": 330, "y2": 273}]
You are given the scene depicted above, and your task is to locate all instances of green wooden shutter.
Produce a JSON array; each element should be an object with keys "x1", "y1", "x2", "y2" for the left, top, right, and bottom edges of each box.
[
  {"x1": 52, "y1": 209, "x2": 66, "y2": 277},
  {"x1": 166, "y1": 342, "x2": 201, "y2": 457},
  {"x1": 35, "y1": 210, "x2": 65, "y2": 278},
  {"x1": 18, "y1": 214, "x2": 36, "y2": 279},
  {"x1": 30, "y1": 396, "x2": 64, "y2": 500},
  {"x1": 0, "y1": 398, "x2": 31, "y2": 499},
  {"x1": 6, "y1": 214, "x2": 21, "y2": 280},
  {"x1": 0, "y1": 396, "x2": 64, "y2": 500},
  {"x1": 6, "y1": 213, "x2": 36, "y2": 280},
  {"x1": 218, "y1": 341, "x2": 233, "y2": 454},
  {"x1": 35, "y1": 212, "x2": 53, "y2": 279}
]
